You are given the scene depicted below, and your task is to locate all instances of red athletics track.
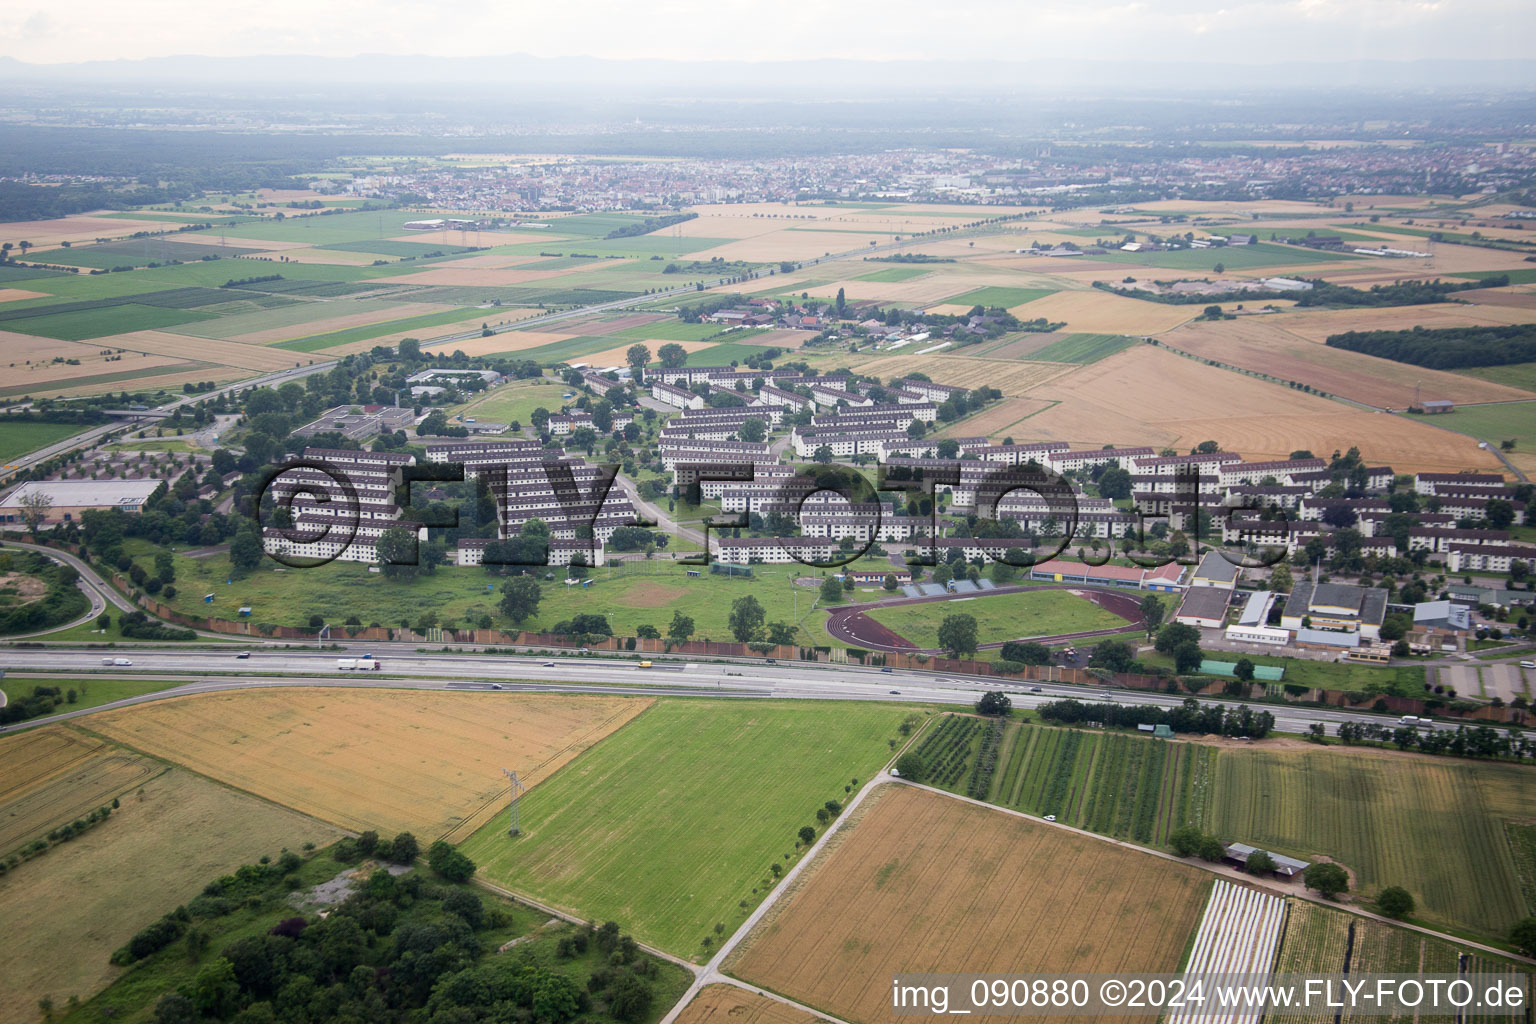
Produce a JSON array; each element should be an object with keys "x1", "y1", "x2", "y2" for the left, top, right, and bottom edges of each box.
[{"x1": 822, "y1": 583, "x2": 1147, "y2": 654}]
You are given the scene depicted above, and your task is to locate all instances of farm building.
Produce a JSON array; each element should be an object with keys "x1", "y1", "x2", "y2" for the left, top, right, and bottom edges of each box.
[
  {"x1": 1419, "y1": 400, "x2": 1455, "y2": 414},
  {"x1": 1222, "y1": 843, "x2": 1309, "y2": 879},
  {"x1": 0, "y1": 479, "x2": 162, "y2": 525}
]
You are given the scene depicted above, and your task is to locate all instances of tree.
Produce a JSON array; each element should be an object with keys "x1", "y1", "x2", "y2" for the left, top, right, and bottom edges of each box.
[
  {"x1": 1155, "y1": 622, "x2": 1201, "y2": 654},
  {"x1": 1169, "y1": 825, "x2": 1204, "y2": 858},
  {"x1": 625, "y1": 343, "x2": 652, "y2": 383},
  {"x1": 608, "y1": 972, "x2": 654, "y2": 1023},
  {"x1": 383, "y1": 831, "x2": 419, "y2": 864},
  {"x1": 1140, "y1": 594, "x2": 1165, "y2": 635},
  {"x1": 893, "y1": 752, "x2": 924, "y2": 780},
  {"x1": 798, "y1": 826, "x2": 815, "y2": 845},
  {"x1": 976, "y1": 691, "x2": 1012, "y2": 716},
  {"x1": 1233, "y1": 658, "x2": 1255, "y2": 682},
  {"x1": 1000, "y1": 641, "x2": 1051, "y2": 665},
  {"x1": 1197, "y1": 836, "x2": 1227, "y2": 862},
  {"x1": 497, "y1": 574, "x2": 543, "y2": 625},
  {"x1": 376, "y1": 524, "x2": 419, "y2": 579},
  {"x1": 935, "y1": 438, "x2": 960, "y2": 459},
  {"x1": 883, "y1": 574, "x2": 899, "y2": 591},
  {"x1": 812, "y1": 444, "x2": 834, "y2": 464},
  {"x1": 190, "y1": 957, "x2": 240, "y2": 1018},
  {"x1": 1089, "y1": 640, "x2": 1135, "y2": 673},
  {"x1": 1304, "y1": 862, "x2": 1349, "y2": 899},
  {"x1": 738, "y1": 416, "x2": 767, "y2": 443},
  {"x1": 1511, "y1": 917, "x2": 1536, "y2": 955},
  {"x1": 937, "y1": 613, "x2": 979, "y2": 658},
  {"x1": 819, "y1": 575, "x2": 843, "y2": 603},
  {"x1": 767, "y1": 621, "x2": 797, "y2": 646},
  {"x1": 1097, "y1": 465, "x2": 1132, "y2": 500},
  {"x1": 1377, "y1": 886, "x2": 1414, "y2": 919},
  {"x1": 427, "y1": 839, "x2": 476, "y2": 882},
  {"x1": 18, "y1": 489, "x2": 52, "y2": 534},
  {"x1": 668, "y1": 611, "x2": 695, "y2": 643},
  {"x1": 1174, "y1": 641, "x2": 1204, "y2": 674},
  {"x1": 729, "y1": 595, "x2": 766, "y2": 642},
  {"x1": 1270, "y1": 561, "x2": 1293, "y2": 593},
  {"x1": 658, "y1": 343, "x2": 689, "y2": 368},
  {"x1": 229, "y1": 526, "x2": 263, "y2": 573},
  {"x1": 1245, "y1": 850, "x2": 1276, "y2": 874}
]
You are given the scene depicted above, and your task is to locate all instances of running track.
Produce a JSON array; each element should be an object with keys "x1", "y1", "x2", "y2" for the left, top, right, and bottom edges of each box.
[{"x1": 823, "y1": 583, "x2": 1147, "y2": 654}]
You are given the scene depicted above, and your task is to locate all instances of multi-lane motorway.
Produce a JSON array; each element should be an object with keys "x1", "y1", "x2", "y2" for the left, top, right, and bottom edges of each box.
[{"x1": 0, "y1": 645, "x2": 1432, "y2": 737}]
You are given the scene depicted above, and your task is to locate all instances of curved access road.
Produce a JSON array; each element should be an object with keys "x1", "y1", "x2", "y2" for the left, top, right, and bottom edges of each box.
[{"x1": 823, "y1": 583, "x2": 1145, "y2": 654}]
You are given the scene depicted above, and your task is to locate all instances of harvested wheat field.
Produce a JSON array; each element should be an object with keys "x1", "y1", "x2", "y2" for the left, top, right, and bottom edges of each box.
[
  {"x1": 0, "y1": 766, "x2": 339, "y2": 1024},
  {"x1": 1457, "y1": 288, "x2": 1536, "y2": 310},
  {"x1": 1164, "y1": 318, "x2": 1531, "y2": 407},
  {"x1": 834, "y1": 353, "x2": 1075, "y2": 394},
  {"x1": 1278, "y1": 303, "x2": 1536, "y2": 343},
  {"x1": 729, "y1": 784, "x2": 1209, "y2": 1024},
  {"x1": 0, "y1": 288, "x2": 51, "y2": 304},
  {"x1": 674, "y1": 986, "x2": 826, "y2": 1024},
  {"x1": 579, "y1": 339, "x2": 717, "y2": 366},
  {"x1": 89, "y1": 688, "x2": 651, "y2": 840},
  {"x1": 217, "y1": 303, "x2": 452, "y2": 346},
  {"x1": 0, "y1": 725, "x2": 162, "y2": 855},
  {"x1": 2, "y1": 213, "x2": 193, "y2": 249},
  {"x1": 941, "y1": 395, "x2": 1057, "y2": 437},
  {"x1": 1026, "y1": 345, "x2": 1505, "y2": 473},
  {"x1": 106, "y1": 329, "x2": 304, "y2": 371},
  {"x1": 1012, "y1": 289, "x2": 1199, "y2": 334}
]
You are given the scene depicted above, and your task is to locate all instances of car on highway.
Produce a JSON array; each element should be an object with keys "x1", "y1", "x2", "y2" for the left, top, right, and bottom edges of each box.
[
  {"x1": 236, "y1": 652, "x2": 251, "y2": 659},
  {"x1": 880, "y1": 666, "x2": 893, "y2": 673},
  {"x1": 490, "y1": 684, "x2": 503, "y2": 690},
  {"x1": 542, "y1": 662, "x2": 556, "y2": 668},
  {"x1": 1030, "y1": 686, "x2": 1043, "y2": 693},
  {"x1": 1522, "y1": 661, "x2": 1536, "y2": 669},
  {"x1": 889, "y1": 690, "x2": 901, "y2": 695},
  {"x1": 1044, "y1": 815, "x2": 1057, "y2": 822},
  {"x1": 765, "y1": 658, "x2": 776, "y2": 664},
  {"x1": 1099, "y1": 692, "x2": 1113, "y2": 699},
  {"x1": 101, "y1": 657, "x2": 132, "y2": 666},
  {"x1": 637, "y1": 660, "x2": 653, "y2": 668}
]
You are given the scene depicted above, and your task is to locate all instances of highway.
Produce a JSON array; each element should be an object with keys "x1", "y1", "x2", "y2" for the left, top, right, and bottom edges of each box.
[{"x1": 0, "y1": 645, "x2": 1442, "y2": 738}]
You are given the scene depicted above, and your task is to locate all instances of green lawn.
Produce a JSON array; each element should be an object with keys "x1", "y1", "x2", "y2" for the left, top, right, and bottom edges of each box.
[
  {"x1": 1424, "y1": 401, "x2": 1536, "y2": 450},
  {"x1": 131, "y1": 545, "x2": 830, "y2": 644},
  {"x1": 8, "y1": 303, "x2": 218, "y2": 341},
  {"x1": 612, "y1": 320, "x2": 725, "y2": 342},
  {"x1": 505, "y1": 334, "x2": 637, "y2": 364},
  {"x1": 0, "y1": 676, "x2": 188, "y2": 714},
  {"x1": 1027, "y1": 333, "x2": 1135, "y2": 364},
  {"x1": 459, "y1": 699, "x2": 910, "y2": 958},
  {"x1": 0, "y1": 420, "x2": 87, "y2": 462},
  {"x1": 273, "y1": 305, "x2": 489, "y2": 352},
  {"x1": 938, "y1": 286, "x2": 1054, "y2": 309},
  {"x1": 863, "y1": 589, "x2": 1129, "y2": 649},
  {"x1": 455, "y1": 380, "x2": 575, "y2": 425},
  {"x1": 1138, "y1": 649, "x2": 1425, "y2": 695},
  {"x1": 679, "y1": 342, "x2": 777, "y2": 366}
]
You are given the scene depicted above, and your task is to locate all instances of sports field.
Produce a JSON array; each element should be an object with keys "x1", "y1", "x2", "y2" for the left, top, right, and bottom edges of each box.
[
  {"x1": 454, "y1": 379, "x2": 576, "y2": 424},
  {"x1": 862, "y1": 589, "x2": 1129, "y2": 649},
  {"x1": 89, "y1": 688, "x2": 650, "y2": 839},
  {"x1": 1207, "y1": 746, "x2": 1533, "y2": 938},
  {"x1": 729, "y1": 784, "x2": 1211, "y2": 1024},
  {"x1": 0, "y1": 763, "x2": 338, "y2": 1023},
  {"x1": 460, "y1": 699, "x2": 908, "y2": 958}
]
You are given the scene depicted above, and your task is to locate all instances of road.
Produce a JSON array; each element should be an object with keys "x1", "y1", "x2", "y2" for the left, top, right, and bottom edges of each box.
[{"x1": 0, "y1": 645, "x2": 1464, "y2": 739}]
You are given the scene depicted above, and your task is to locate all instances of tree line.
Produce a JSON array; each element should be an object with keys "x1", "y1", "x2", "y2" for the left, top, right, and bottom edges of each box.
[
  {"x1": 1324, "y1": 322, "x2": 1536, "y2": 369},
  {"x1": 1037, "y1": 696, "x2": 1275, "y2": 739}
]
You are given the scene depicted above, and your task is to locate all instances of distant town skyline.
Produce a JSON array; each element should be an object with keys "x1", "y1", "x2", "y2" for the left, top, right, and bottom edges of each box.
[{"x1": 2, "y1": 0, "x2": 1533, "y2": 67}]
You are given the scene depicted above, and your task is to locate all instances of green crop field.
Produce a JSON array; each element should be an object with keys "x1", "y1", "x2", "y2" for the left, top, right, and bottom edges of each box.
[
  {"x1": 1207, "y1": 747, "x2": 1534, "y2": 938},
  {"x1": 45, "y1": 239, "x2": 263, "y2": 269},
  {"x1": 317, "y1": 239, "x2": 475, "y2": 258},
  {"x1": 1422, "y1": 401, "x2": 1536, "y2": 451},
  {"x1": 8, "y1": 303, "x2": 218, "y2": 340},
  {"x1": 0, "y1": 420, "x2": 87, "y2": 462},
  {"x1": 508, "y1": 334, "x2": 636, "y2": 363},
  {"x1": 985, "y1": 725, "x2": 1216, "y2": 846},
  {"x1": 939, "y1": 286, "x2": 1054, "y2": 309},
  {"x1": 1458, "y1": 363, "x2": 1536, "y2": 393},
  {"x1": 0, "y1": 676, "x2": 187, "y2": 715},
  {"x1": 459, "y1": 699, "x2": 909, "y2": 957},
  {"x1": 1026, "y1": 333, "x2": 1136, "y2": 364},
  {"x1": 1452, "y1": 268, "x2": 1536, "y2": 285},
  {"x1": 862, "y1": 589, "x2": 1128, "y2": 649},
  {"x1": 0, "y1": 265, "x2": 69, "y2": 284},
  {"x1": 857, "y1": 266, "x2": 932, "y2": 283},
  {"x1": 1095, "y1": 242, "x2": 1352, "y2": 270},
  {"x1": 613, "y1": 320, "x2": 725, "y2": 342},
  {"x1": 273, "y1": 305, "x2": 488, "y2": 352},
  {"x1": 158, "y1": 297, "x2": 404, "y2": 340}
]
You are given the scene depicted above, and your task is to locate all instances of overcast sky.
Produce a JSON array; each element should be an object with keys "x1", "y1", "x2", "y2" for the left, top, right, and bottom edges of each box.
[{"x1": 3, "y1": 0, "x2": 1533, "y2": 65}]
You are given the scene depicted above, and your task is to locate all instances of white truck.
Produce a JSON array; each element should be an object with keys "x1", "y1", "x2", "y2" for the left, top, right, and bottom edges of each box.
[
  {"x1": 1398, "y1": 715, "x2": 1434, "y2": 728},
  {"x1": 337, "y1": 658, "x2": 357, "y2": 670},
  {"x1": 337, "y1": 658, "x2": 380, "y2": 671}
]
